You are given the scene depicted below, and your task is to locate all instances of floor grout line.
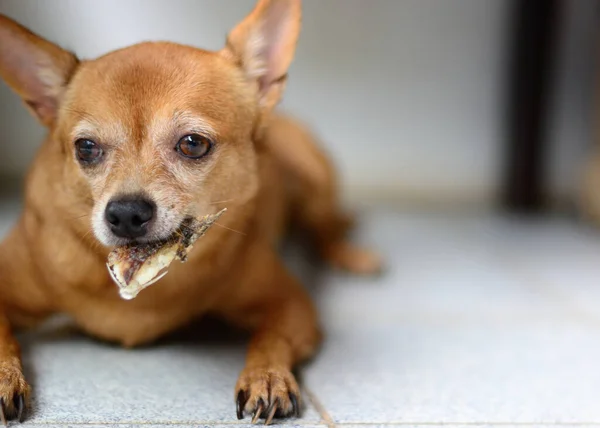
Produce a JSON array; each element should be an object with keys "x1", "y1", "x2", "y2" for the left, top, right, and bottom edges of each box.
[
  {"x1": 20, "y1": 422, "x2": 328, "y2": 426},
  {"x1": 334, "y1": 422, "x2": 600, "y2": 426},
  {"x1": 335, "y1": 424, "x2": 600, "y2": 426},
  {"x1": 20, "y1": 421, "x2": 600, "y2": 426},
  {"x1": 304, "y1": 387, "x2": 336, "y2": 428},
  {"x1": 333, "y1": 424, "x2": 600, "y2": 426}
]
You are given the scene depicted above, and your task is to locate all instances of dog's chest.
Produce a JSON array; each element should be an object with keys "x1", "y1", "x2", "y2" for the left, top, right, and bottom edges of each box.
[
  {"x1": 33, "y1": 232, "x2": 224, "y2": 346},
  {"x1": 61, "y1": 261, "x2": 225, "y2": 347}
]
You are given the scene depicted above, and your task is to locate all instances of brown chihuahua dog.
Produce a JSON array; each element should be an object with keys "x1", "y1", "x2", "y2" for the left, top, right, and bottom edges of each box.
[{"x1": 0, "y1": 0, "x2": 381, "y2": 424}]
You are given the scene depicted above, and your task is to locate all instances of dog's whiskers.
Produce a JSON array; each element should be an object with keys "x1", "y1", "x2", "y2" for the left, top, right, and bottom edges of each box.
[
  {"x1": 213, "y1": 222, "x2": 246, "y2": 236},
  {"x1": 81, "y1": 228, "x2": 93, "y2": 241},
  {"x1": 80, "y1": 228, "x2": 101, "y2": 251},
  {"x1": 177, "y1": 218, "x2": 245, "y2": 236},
  {"x1": 208, "y1": 198, "x2": 236, "y2": 206},
  {"x1": 70, "y1": 213, "x2": 89, "y2": 221},
  {"x1": 78, "y1": 226, "x2": 105, "y2": 253}
]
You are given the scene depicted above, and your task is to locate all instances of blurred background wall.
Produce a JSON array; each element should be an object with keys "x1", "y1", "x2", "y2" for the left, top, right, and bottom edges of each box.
[
  {"x1": 548, "y1": 0, "x2": 598, "y2": 206},
  {"x1": 0, "y1": 0, "x2": 596, "y2": 208}
]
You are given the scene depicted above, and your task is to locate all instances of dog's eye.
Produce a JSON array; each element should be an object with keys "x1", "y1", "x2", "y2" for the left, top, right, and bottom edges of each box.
[
  {"x1": 175, "y1": 134, "x2": 212, "y2": 159},
  {"x1": 75, "y1": 139, "x2": 103, "y2": 164}
]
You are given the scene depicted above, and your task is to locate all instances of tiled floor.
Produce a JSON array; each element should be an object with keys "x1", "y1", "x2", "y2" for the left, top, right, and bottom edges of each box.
[{"x1": 1, "y1": 198, "x2": 600, "y2": 427}]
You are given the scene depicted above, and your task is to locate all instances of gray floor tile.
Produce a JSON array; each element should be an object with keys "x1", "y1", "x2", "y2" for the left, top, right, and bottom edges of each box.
[
  {"x1": 287, "y1": 211, "x2": 567, "y2": 331},
  {"x1": 306, "y1": 320, "x2": 600, "y2": 424},
  {"x1": 489, "y1": 220, "x2": 600, "y2": 321},
  {"x1": 518, "y1": 256, "x2": 600, "y2": 322}
]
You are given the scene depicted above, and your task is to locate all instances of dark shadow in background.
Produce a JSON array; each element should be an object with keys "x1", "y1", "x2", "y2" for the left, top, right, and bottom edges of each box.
[{"x1": 502, "y1": 0, "x2": 563, "y2": 212}]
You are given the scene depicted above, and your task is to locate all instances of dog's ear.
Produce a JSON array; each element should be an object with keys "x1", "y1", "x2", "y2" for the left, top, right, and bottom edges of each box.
[
  {"x1": 0, "y1": 15, "x2": 79, "y2": 127},
  {"x1": 223, "y1": 0, "x2": 301, "y2": 112}
]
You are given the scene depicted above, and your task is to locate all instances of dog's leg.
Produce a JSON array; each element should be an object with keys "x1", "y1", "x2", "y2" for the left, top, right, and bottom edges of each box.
[
  {"x1": 217, "y1": 250, "x2": 321, "y2": 424},
  {"x1": 234, "y1": 285, "x2": 320, "y2": 424},
  {"x1": 0, "y1": 222, "x2": 55, "y2": 422},
  {"x1": 266, "y1": 114, "x2": 383, "y2": 275}
]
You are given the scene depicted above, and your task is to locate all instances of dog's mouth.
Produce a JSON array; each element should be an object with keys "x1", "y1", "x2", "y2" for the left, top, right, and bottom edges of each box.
[{"x1": 117, "y1": 217, "x2": 196, "y2": 249}]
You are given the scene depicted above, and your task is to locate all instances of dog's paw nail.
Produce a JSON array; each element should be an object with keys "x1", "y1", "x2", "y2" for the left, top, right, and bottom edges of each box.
[
  {"x1": 16, "y1": 394, "x2": 24, "y2": 423},
  {"x1": 251, "y1": 399, "x2": 265, "y2": 424},
  {"x1": 236, "y1": 389, "x2": 247, "y2": 420},
  {"x1": 0, "y1": 398, "x2": 6, "y2": 427},
  {"x1": 264, "y1": 400, "x2": 279, "y2": 425},
  {"x1": 289, "y1": 392, "x2": 300, "y2": 418}
]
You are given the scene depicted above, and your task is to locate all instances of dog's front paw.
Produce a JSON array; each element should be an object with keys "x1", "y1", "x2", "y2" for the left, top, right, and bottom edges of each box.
[
  {"x1": 235, "y1": 366, "x2": 300, "y2": 425},
  {"x1": 0, "y1": 362, "x2": 29, "y2": 424}
]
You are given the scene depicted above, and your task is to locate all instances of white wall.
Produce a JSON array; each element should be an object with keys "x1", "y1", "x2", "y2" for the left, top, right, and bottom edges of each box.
[{"x1": 0, "y1": 0, "x2": 510, "y2": 204}]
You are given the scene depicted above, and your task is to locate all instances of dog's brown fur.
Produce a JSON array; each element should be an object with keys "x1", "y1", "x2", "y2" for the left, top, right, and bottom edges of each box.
[{"x1": 0, "y1": 0, "x2": 381, "y2": 423}]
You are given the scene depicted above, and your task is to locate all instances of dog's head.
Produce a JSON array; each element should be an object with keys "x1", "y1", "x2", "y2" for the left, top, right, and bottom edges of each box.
[{"x1": 0, "y1": 0, "x2": 300, "y2": 246}]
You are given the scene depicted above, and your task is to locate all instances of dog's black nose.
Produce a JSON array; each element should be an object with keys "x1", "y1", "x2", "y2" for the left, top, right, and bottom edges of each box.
[{"x1": 105, "y1": 198, "x2": 154, "y2": 239}]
